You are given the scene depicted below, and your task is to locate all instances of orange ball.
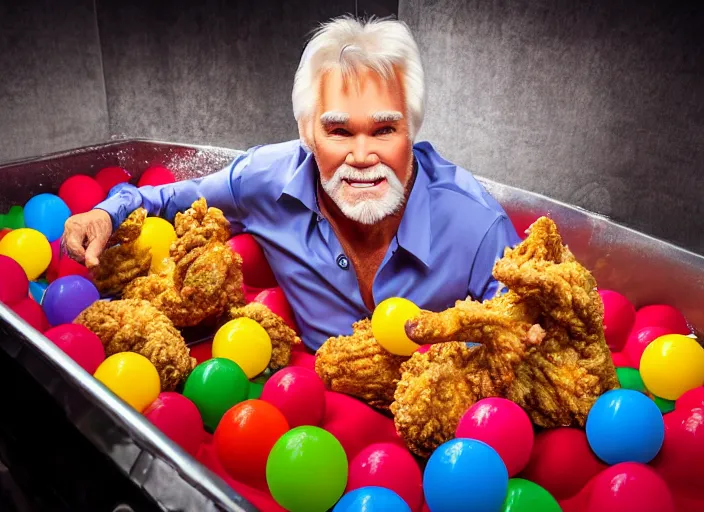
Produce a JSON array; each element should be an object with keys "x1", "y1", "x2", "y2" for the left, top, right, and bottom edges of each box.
[{"x1": 214, "y1": 399, "x2": 289, "y2": 486}]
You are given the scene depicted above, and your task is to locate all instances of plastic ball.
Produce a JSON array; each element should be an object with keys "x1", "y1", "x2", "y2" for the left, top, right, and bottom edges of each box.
[
  {"x1": 0, "y1": 228, "x2": 52, "y2": 280},
  {"x1": 212, "y1": 318, "x2": 272, "y2": 379},
  {"x1": 58, "y1": 175, "x2": 106, "y2": 215},
  {"x1": 143, "y1": 392, "x2": 204, "y2": 457},
  {"x1": 138, "y1": 165, "x2": 175, "y2": 187},
  {"x1": 334, "y1": 487, "x2": 411, "y2": 512},
  {"x1": 347, "y1": 443, "x2": 423, "y2": 512},
  {"x1": 29, "y1": 280, "x2": 48, "y2": 304},
  {"x1": 371, "y1": 297, "x2": 421, "y2": 356},
  {"x1": 676, "y1": 386, "x2": 704, "y2": 410},
  {"x1": 500, "y1": 478, "x2": 561, "y2": 512},
  {"x1": 653, "y1": 396, "x2": 675, "y2": 414},
  {"x1": 23, "y1": 193, "x2": 71, "y2": 243},
  {"x1": 227, "y1": 234, "x2": 277, "y2": 288},
  {"x1": 214, "y1": 399, "x2": 289, "y2": 484},
  {"x1": 44, "y1": 324, "x2": 105, "y2": 374},
  {"x1": 252, "y1": 287, "x2": 300, "y2": 334},
  {"x1": 266, "y1": 425, "x2": 348, "y2": 512},
  {"x1": 134, "y1": 216, "x2": 176, "y2": 273},
  {"x1": 94, "y1": 352, "x2": 161, "y2": 412},
  {"x1": 423, "y1": 438, "x2": 508, "y2": 512},
  {"x1": 586, "y1": 389, "x2": 664, "y2": 464},
  {"x1": 42, "y1": 275, "x2": 100, "y2": 326},
  {"x1": 260, "y1": 366, "x2": 326, "y2": 428},
  {"x1": 11, "y1": 297, "x2": 50, "y2": 332},
  {"x1": 610, "y1": 351, "x2": 631, "y2": 367},
  {"x1": 455, "y1": 397, "x2": 534, "y2": 477},
  {"x1": 632, "y1": 304, "x2": 690, "y2": 335},
  {"x1": 615, "y1": 366, "x2": 646, "y2": 393},
  {"x1": 521, "y1": 427, "x2": 605, "y2": 500},
  {"x1": 640, "y1": 334, "x2": 704, "y2": 400},
  {"x1": 0, "y1": 254, "x2": 29, "y2": 306},
  {"x1": 598, "y1": 290, "x2": 635, "y2": 352},
  {"x1": 624, "y1": 326, "x2": 673, "y2": 369},
  {"x1": 94, "y1": 166, "x2": 132, "y2": 194},
  {"x1": 585, "y1": 462, "x2": 675, "y2": 512},
  {"x1": 651, "y1": 406, "x2": 704, "y2": 498},
  {"x1": 0, "y1": 228, "x2": 11, "y2": 241},
  {"x1": 0, "y1": 205, "x2": 24, "y2": 229},
  {"x1": 182, "y1": 358, "x2": 250, "y2": 432},
  {"x1": 248, "y1": 380, "x2": 264, "y2": 399}
]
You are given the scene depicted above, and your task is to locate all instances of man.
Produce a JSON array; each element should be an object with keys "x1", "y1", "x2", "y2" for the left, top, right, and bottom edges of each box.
[{"x1": 63, "y1": 16, "x2": 521, "y2": 351}]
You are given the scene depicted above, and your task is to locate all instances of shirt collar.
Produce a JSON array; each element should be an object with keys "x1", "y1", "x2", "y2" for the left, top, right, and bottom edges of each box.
[{"x1": 278, "y1": 145, "x2": 320, "y2": 214}]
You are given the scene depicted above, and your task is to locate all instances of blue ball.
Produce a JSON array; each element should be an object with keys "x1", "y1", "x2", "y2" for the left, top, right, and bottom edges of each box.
[
  {"x1": 586, "y1": 388, "x2": 665, "y2": 464},
  {"x1": 423, "y1": 438, "x2": 508, "y2": 512},
  {"x1": 29, "y1": 280, "x2": 48, "y2": 305},
  {"x1": 333, "y1": 487, "x2": 411, "y2": 512},
  {"x1": 23, "y1": 193, "x2": 71, "y2": 242}
]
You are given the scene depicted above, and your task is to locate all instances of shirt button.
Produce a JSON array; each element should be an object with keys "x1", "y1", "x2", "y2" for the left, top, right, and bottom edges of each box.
[{"x1": 336, "y1": 254, "x2": 349, "y2": 270}]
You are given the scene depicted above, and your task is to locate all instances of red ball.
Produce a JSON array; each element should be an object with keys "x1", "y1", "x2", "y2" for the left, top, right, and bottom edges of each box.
[
  {"x1": 0, "y1": 254, "x2": 29, "y2": 306},
  {"x1": 46, "y1": 239, "x2": 61, "y2": 282},
  {"x1": 611, "y1": 351, "x2": 632, "y2": 368},
  {"x1": 289, "y1": 343, "x2": 316, "y2": 372},
  {"x1": 213, "y1": 399, "x2": 289, "y2": 485},
  {"x1": 347, "y1": 443, "x2": 423, "y2": 512},
  {"x1": 44, "y1": 323, "x2": 105, "y2": 374},
  {"x1": 520, "y1": 427, "x2": 606, "y2": 500},
  {"x1": 585, "y1": 463, "x2": 674, "y2": 512},
  {"x1": 456, "y1": 397, "x2": 534, "y2": 476},
  {"x1": 623, "y1": 326, "x2": 673, "y2": 369},
  {"x1": 416, "y1": 344, "x2": 431, "y2": 354},
  {"x1": 11, "y1": 297, "x2": 50, "y2": 332},
  {"x1": 189, "y1": 340, "x2": 213, "y2": 365},
  {"x1": 58, "y1": 175, "x2": 106, "y2": 215},
  {"x1": 676, "y1": 386, "x2": 704, "y2": 411},
  {"x1": 227, "y1": 234, "x2": 277, "y2": 288},
  {"x1": 56, "y1": 256, "x2": 90, "y2": 280},
  {"x1": 651, "y1": 407, "x2": 704, "y2": 499},
  {"x1": 0, "y1": 228, "x2": 11, "y2": 242},
  {"x1": 598, "y1": 290, "x2": 635, "y2": 352},
  {"x1": 144, "y1": 392, "x2": 205, "y2": 457},
  {"x1": 260, "y1": 366, "x2": 326, "y2": 428},
  {"x1": 138, "y1": 166, "x2": 175, "y2": 187},
  {"x1": 632, "y1": 304, "x2": 690, "y2": 335},
  {"x1": 94, "y1": 166, "x2": 132, "y2": 195},
  {"x1": 252, "y1": 287, "x2": 299, "y2": 334}
]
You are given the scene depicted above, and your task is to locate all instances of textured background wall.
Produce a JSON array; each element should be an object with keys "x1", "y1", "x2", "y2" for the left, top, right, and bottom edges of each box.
[{"x1": 399, "y1": 0, "x2": 703, "y2": 254}]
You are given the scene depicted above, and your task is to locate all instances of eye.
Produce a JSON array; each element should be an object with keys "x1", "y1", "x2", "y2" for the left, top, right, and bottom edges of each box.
[
  {"x1": 329, "y1": 128, "x2": 351, "y2": 137},
  {"x1": 374, "y1": 126, "x2": 395, "y2": 136}
]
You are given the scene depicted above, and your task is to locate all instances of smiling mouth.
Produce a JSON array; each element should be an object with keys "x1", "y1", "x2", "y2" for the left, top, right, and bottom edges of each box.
[{"x1": 344, "y1": 178, "x2": 386, "y2": 189}]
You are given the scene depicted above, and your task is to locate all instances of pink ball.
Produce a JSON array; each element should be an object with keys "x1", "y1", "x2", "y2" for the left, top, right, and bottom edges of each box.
[
  {"x1": 416, "y1": 344, "x2": 431, "y2": 354},
  {"x1": 138, "y1": 166, "x2": 175, "y2": 187},
  {"x1": 347, "y1": 443, "x2": 423, "y2": 512},
  {"x1": 520, "y1": 427, "x2": 606, "y2": 501},
  {"x1": 144, "y1": 392, "x2": 205, "y2": 457},
  {"x1": 227, "y1": 234, "x2": 277, "y2": 289},
  {"x1": 598, "y1": 290, "x2": 636, "y2": 352},
  {"x1": 44, "y1": 323, "x2": 105, "y2": 374},
  {"x1": 585, "y1": 463, "x2": 675, "y2": 512},
  {"x1": 455, "y1": 397, "x2": 534, "y2": 476},
  {"x1": 0, "y1": 254, "x2": 29, "y2": 306},
  {"x1": 94, "y1": 166, "x2": 132, "y2": 194},
  {"x1": 11, "y1": 297, "x2": 49, "y2": 332},
  {"x1": 289, "y1": 344, "x2": 316, "y2": 372},
  {"x1": 632, "y1": 304, "x2": 690, "y2": 335},
  {"x1": 651, "y1": 407, "x2": 704, "y2": 499},
  {"x1": 610, "y1": 351, "x2": 632, "y2": 368},
  {"x1": 58, "y1": 175, "x2": 106, "y2": 215},
  {"x1": 623, "y1": 326, "x2": 673, "y2": 369},
  {"x1": 252, "y1": 287, "x2": 299, "y2": 334},
  {"x1": 676, "y1": 386, "x2": 704, "y2": 411},
  {"x1": 260, "y1": 366, "x2": 326, "y2": 428}
]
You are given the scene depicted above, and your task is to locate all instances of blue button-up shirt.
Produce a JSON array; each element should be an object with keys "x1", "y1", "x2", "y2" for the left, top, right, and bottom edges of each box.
[{"x1": 97, "y1": 139, "x2": 521, "y2": 350}]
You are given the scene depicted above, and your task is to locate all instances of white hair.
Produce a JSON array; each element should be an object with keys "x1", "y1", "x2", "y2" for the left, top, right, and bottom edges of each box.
[{"x1": 292, "y1": 16, "x2": 426, "y2": 145}]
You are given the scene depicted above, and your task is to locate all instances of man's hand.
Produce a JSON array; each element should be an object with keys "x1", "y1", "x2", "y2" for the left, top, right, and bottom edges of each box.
[{"x1": 62, "y1": 209, "x2": 113, "y2": 268}]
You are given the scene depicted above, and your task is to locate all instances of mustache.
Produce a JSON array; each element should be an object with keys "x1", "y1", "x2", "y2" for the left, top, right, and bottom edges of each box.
[{"x1": 331, "y1": 163, "x2": 396, "y2": 182}]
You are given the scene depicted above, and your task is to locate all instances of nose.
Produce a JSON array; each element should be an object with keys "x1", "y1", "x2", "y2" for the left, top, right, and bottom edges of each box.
[{"x1": 346, "y1": 136, "x2": 380, "y2": 167}]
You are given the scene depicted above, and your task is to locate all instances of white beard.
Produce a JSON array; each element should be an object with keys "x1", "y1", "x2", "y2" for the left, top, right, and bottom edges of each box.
[{"x1": 320, "y1": 162, "x2": 407, "y2": 225}]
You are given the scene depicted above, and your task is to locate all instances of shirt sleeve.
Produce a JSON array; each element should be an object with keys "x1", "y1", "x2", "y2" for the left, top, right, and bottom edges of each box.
[
  {"x1": 94, "y1": 149, "x2": 255, "y2": 231},
  {"x1": 468, "y1": 214, "x2": 522, "y2": 301}
]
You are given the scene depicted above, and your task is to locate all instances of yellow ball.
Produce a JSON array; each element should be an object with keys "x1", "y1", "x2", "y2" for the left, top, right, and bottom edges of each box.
[
  {"x1": 212, "y1": 318, "x2": 272, "y2": 378},
  {"x1": 136, "y1": 217, "x2": 176, "y2": 271},
  {"x1": 0, "y1": 228, "x2": 51, "y2": 280},
  {"x1": 640, "y1": 334, "x2": 704, "y2": 400},
  {"x1": 94, "y1": 352, "x2": 161, "y2": 412},
  {"x1": 371, "y1": 297, "x2": 422, "y2": 356}
]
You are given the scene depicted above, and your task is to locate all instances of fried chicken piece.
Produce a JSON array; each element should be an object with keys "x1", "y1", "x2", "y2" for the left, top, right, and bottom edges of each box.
[
  {"x1": 399, "y1": 216, "x2": 618, "y2": 455},
  {"x1": 315, "y1": 319, "x2": 408, "y2": 411},
  {"x1": 91, "y1": 208, "x2": 151, "y2": 296},
  {"x1": 74, "y1": 299, "x2": 196, "y2": 391},
  {"x1": 229, "y1": 302, "x2": 302, "y2": 372},
  {"x1": 122, "y1": 198, "x2": 245, "y2": 327}
]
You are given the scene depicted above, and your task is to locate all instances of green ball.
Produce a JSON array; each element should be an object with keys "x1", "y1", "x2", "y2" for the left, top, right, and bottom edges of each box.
[
  {"x1": 266, "y1": 426, "x2": 348, "y2": 512},
  {"x1": 653, "y1": 395, "x2": 676, "y2": 414},
  {"x1": 0, "y1": 205, "x2": 24, "y2": 230},
  {"x1": 182, "y1": 358, "x2": 249, "y2": 432},
  {"x1": 501, "y1": 478, "x2": 562, "y2": 512},
  {"x1": 248, "y1": 380, "x2": 264, "y2": 400},
  {"x1": 616, "y1": 367, "x2": 646, "y2": 393}
]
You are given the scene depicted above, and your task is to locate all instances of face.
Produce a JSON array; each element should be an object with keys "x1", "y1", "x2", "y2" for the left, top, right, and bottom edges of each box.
[{"x1": 311, "y1": 66, "x2": 414, "y2": 225}]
